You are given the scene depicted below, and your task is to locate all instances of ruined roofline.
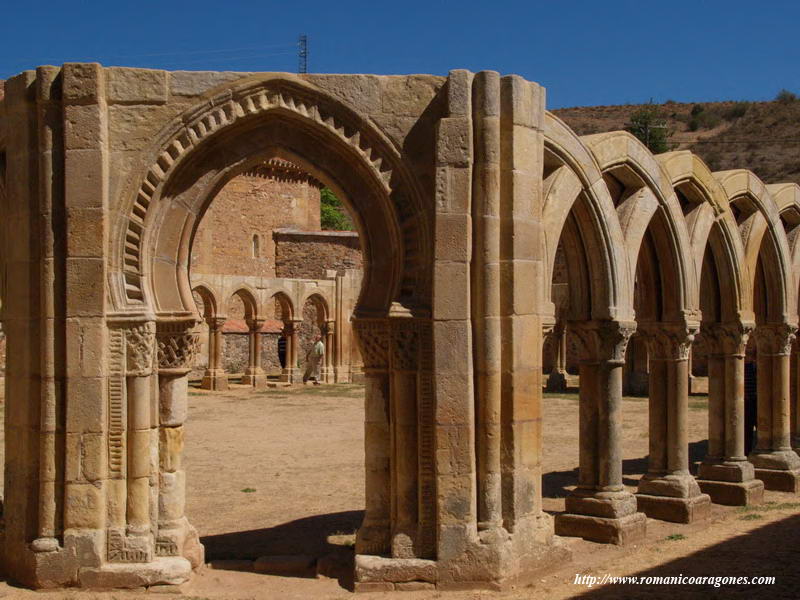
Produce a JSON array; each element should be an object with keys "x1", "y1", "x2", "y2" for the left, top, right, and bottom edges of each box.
[
  {"x1": 273, "y1": 227, "x2": 359, "y2": 239},
  {"x1": 241, "y1": 159, "x2": 324, "y2": 188}
]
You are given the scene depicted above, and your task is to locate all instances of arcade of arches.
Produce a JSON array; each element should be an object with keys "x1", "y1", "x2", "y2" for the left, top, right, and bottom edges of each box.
[{"x1": 2, "y1": 65, "x2": 800, "y2": 591}]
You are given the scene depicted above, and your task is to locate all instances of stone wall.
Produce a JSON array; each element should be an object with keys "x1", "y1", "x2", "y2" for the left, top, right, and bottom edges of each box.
[
  {"x1": 191, "y1": 161, "x2": 323, "y2": 279},
  {"x1": 274, "y1": 229, "x2": 362, "y2": 279}
]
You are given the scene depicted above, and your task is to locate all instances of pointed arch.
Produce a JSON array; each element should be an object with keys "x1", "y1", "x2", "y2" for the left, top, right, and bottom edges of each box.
[
  {"x1": 229, "y1": 284, "x2": 259, "y2": 322},
  {"x1": 191, "y1": 283, "x2": 220, "y2": 321},
  {"x1": 582, "y1": 131, "x2": 698, "y2": 323},
  {"x1": 542, "y1": 112, "x2": 633, "y2": 322},
  {"x1": 658, "y1": 151, "x2": 752, "y2": 323},
  {"x1": 717, "y1": 170, "x2": 795, "y2": 324}
]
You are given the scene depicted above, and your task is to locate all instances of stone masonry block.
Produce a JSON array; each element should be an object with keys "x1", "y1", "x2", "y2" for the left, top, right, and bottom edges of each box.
[
  {"x1": 435, "y1": 213, "x2": 471, "y2": 262},
  {"x1": 64, "y1": 481, "x2": 105, "y2": 530},
  {"x1": 436, "y1": 118, "x2": 472, "y2": 167},
  {"x1": 66, "y1": 208, "x2": 106, "y2": 258},
  {"x1": 64, "y1": 103, "x2": 106, "y2": 150},
  {"x1": 66, "y1": 258, "x2": 106, "y2": 316},
  {"x1": 64, "y1": 149, "x2": 107, "y2": 209},
  {"x1": 107, "y1": 67, "x2": 168, "y2": 104},
  {"x1": 432, "y1": 262, "x2": 470, "y2": 321},
  {"x1": 63, "y1": 63, "x2": 104, "y2": 103}
]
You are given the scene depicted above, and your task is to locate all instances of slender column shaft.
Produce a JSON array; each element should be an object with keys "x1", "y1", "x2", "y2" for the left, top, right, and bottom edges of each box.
[
  {"x1": 756, "y1": 352, "x2": 772, "y2": 452},
  {"x1": 598, "y1": 360, "x2": 624, "y2": 491},
  {"x1": 669, "y1": 357, "x2": 690, "y2": 474},
  {"x1": 577, "y1": 362, "x2": 599, "y2": 489},
  {"x1": 707, "y1": 353, "x2": 725, "y2": 459},
  {"x1": 647, "y1": 358, "x2": 668, "y2": 475},
  {"x1": 391, "y1": 368, "x2": 418, "y2": 557},
  {"x1": 558, "y1": 324, "x2": 567, "y2": 373},
  {"x1": 127, "y1": 375, "x2": 151, "y2": 535},
  {"x1": 775, "y1": 352, "x2": 792, "y2": 450},
  {"x1": 724, "y1": 351, "x2": 746, "y2": 460}
]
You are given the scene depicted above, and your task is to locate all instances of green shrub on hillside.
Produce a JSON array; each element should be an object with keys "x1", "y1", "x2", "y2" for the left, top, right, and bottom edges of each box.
[
  {"x1": 776, "y1": 89, "x2": 798, "y2": 103},
  {"x1": 625, "y1": 101, "x2": 673, "y2": 153},
  {"x1": 320, "y1": 187, "x2": 354, "y2": 231}
]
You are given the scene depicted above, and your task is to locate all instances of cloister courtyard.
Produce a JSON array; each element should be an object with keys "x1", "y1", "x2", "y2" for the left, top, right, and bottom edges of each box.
[{"x1": 0, "y1": 383, "x2": 796, "y2": 599}]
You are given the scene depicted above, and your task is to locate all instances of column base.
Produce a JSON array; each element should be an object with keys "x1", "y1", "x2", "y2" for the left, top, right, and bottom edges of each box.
[
  {"x1": 753, "y1": 468, "x2": 800, "y2": 493},
  {"x1": 554, "y1": 511, "x2": 647, "y2": 545},
  {"x1": 545, "y1": 371, "x2": 567, "y2": 392},
  {"x1": 635, "y1": 493, "x2": 711, "y2": 524},
  {"x1": 241, "y1": 372, "x2": 267, "y2": 389},
  {"x1": 78, "y1": 557, "x2": 192, "y2": 589},
  {"x1": 200, "y1": 370, "x2": 228, "y2": 391},
  {"x1": 280, "y1": 368, "x2": 299, "y2": 383},
  {"x1": 696, "y1": 479, "x2": 764, "y2": 506},
  {"x1": 555, "y1": 490, "x2": 646, "y2": 544}
]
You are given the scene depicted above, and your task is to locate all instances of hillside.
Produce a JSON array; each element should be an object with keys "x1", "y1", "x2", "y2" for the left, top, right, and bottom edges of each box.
[{"x1": 553, "y1": 97, "x2": 800, "y2": 185}]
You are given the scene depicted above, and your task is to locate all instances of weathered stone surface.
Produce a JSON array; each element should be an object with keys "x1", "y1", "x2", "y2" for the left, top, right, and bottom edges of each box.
[
  {"x1": 106, "y1": 67, "x2": 168, "y2": 104},
  {"x1": 78, "y1": 557, "x2": 191, "y2": 588},
  {"x1": 355, "y1": 554, "x2": 438, "y2": 583}
]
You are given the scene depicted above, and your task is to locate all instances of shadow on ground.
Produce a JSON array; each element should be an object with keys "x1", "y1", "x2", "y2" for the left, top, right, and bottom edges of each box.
[
  {"x1": 201, "y1": 509, "x2": 364, "y2": 560},
  {"x1": 543, "y1": 440, "x2": 711, "y2": 501},
  {"x1": 573, "y1": 513, "x2": 800, "y2": 599}
]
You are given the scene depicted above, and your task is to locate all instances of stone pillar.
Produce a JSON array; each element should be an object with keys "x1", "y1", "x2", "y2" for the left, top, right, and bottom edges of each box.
[
  {"x1": 749, "y1": 323, "x2": 800, "y2": 491},
  {"x1": 282, "y1": 319, "x2": 302, "y2": 383},
  {"x1": 353, "y1": 320, "x2": 391, "y2": 555},
  {"x1": 200, "y1": 317, "x2": 227, "y2": 391},
  {"x1": 697, "y1": 322, "x2": 764, "y2": 505},
  {"x1": 622, "y1": 335, "x2": 649, "y2": 396},
  {"x1": 555, "y1": 321, "x2": 646, "y2": 544},
  {"x1": 241, "y1": 318, "x2": 267, "y2": 389},
  {"x1": 546, "y1": 320, "x2": 568, "y2": 392},
  {"x1": 636, "y1": 325, "x2": 711, "y2": 523},
  {"x1": 121, "y1": 323, "x2": 157, "y2": 560},
  {"x1": 323, "y1": 319, "x2": 335, "y2": 383},
  {"x1": 793, "y1": 345, "x2": 800, "y2": 449},
  {"x1": 389, "y1": 317, "x2": 420, "y2": 558},
  {"x1": 155, "y1": 320, "x2": 203, "y2": 569}
]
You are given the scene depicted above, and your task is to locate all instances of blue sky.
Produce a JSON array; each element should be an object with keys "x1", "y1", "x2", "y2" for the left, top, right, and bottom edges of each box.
[{"x1": 2, "y1": 1, "x2": 799, "y2": 108}]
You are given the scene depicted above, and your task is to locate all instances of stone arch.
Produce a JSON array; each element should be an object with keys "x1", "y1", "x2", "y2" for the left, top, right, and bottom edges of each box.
[
  {"x1": 110, "y1": 75, "x2": 431, "y2": 320},
  {"x1": 658, "y1": 151, "x2": 752, "y2": 323},
  {"x1": 542, "y1": 112, "x2": 633, "y2": 323},
  {"x1": 583, "y1": 131, "x2": 698, "y2": 322},
  {"x1": 716, "y1": 170, "x2": 795, "y2": 325},
  {"x1": 269, "y1": 289, "x2": 295, "y2": 322},
  {"x1": 191, "y1": 283, "x2": 220, "y2": 321},
  {"x1": 228, "y1": 285, "x2": 259, "y2": 322},
  {"x1": 770, "y1": 183, "x2": 800, "y2": 307}
]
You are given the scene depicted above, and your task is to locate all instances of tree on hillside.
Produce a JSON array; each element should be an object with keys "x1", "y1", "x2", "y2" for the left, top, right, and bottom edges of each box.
[
  {"x1": 320, "y1": 187, "x2": 354, "y2": 231},
  {"x1": 625, "y1": 101, "x2": 673, "y2": 154}
]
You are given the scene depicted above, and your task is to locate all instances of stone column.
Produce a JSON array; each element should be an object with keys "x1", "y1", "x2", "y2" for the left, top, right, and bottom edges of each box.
[
  {"x1": 324, "y1": 319, "x2": 335, "y2": 383},
  {"x1": 555, "y1": 321, "x2": 646, "y2": 544},
  {"x1": 155, "y1": 320, "x2": 203, "y2": 568},
  {"x1": 749, "y1": 323, "x2": 800, "y2": 491},
  {"x1": 546, "y1": 320, "x2": 568, "y2": 392},
  {"x1": 200, "y1": 317, "x2": 228, "y2": 390},
  {"x1": 242, "y1": 318, "x2": 266, "y2": 389},
  {"x1": 636, "y1": 325, "x2": 711, "y2": 523},
  {"x1": 121, "y1": 323, "x2": 156, "y2": 560},
  {"x1": 389, "y1": 318, "x2": 420, "y2": 558},
  {"x1": 283, "y1": 319, "x2": 302, "y2": 383},
  {"x1": 353, "y1": 320, "x2": 391, "y2": 555},
  {"x1": 793, "y1": 345, "x2": 800, "y2": 449},
  {"x1": 697, "y1": 322, "x2": 764, "y2": 505}
]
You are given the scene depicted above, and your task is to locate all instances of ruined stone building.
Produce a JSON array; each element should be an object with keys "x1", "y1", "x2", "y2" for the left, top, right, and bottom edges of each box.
[
  {"x1": 2, "y1": 65, "x2": 800, "y2": 591},
  {"x1": 186, "y1": 159, "x2": 364, "y2": 388}
]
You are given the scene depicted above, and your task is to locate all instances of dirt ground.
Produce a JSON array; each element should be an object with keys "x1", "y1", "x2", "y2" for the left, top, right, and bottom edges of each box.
[{"x1": 1, "y1": 383, "x2": 799, "y2": 599}]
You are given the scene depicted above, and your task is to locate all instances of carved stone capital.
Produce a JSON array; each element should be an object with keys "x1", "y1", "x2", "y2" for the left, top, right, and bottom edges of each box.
[
  {"x1": 125, "y1": 322, "x2": 156, "y2": 377},
  {"x1": 641, "y1": 323, "x2": 697, "y2": 361},
  {"x1": 701, "y1": 321, "x2": 754, "y2": 356},
  {"x1": 570, "y1": 320, "x2": 635, "y2": 365},
  {"x1": 353, "y1": 319, "x2": 389, "y2": 371},
  {"x1": 209, "y1": 316, "x2": 227, "y2": 331},
  {"x1": 157, "y1": 320, "x2": 201, "y2": 373},
  {"x1": 247, "y1": 318, "x2": 266, "y2": 332},
  {"x1": 390, "y1": 318, "x2": 419, "y2": 372},
  {"x1": 753, "y1": 323, "x2": 797, "y2": 356}
]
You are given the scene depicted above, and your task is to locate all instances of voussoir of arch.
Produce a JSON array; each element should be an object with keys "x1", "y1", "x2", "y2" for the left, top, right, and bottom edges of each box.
[
  {"x1": 658, "y1": 151, "x2": 752, "y2": 321},
  {"x1": 111, "y1": 74, "x2": 430, "y2": 319},
  {"x1": 542, "y1": 112, "x2": 633, "y2": 323},
  {"x1": 716, "y1": 169, "x2": 796, "y2": 324},
  {"x1": 227, "y1": 283, "x2": 260, "y2": 322},
  {"x1": 190, "y1": 282, "x2": 222, "y2": 320},
  {"x1": 582, "y1": 131, "x2": 699, "y2": 323},
  {"x1": 769, "y1": 183, "x2": 800, "y2": 307}
]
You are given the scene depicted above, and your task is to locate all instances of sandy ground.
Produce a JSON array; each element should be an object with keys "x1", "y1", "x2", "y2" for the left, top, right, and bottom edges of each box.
[{"x1": 0, "y1": 384, "x2": 798, "y2": 599}]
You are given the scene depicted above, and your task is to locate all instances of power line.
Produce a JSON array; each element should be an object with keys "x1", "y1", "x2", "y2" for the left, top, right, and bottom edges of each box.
[
  {"x1": 673, "y1": 138, "x2": 800, "y2": 145},
  {"x1": 298, "y1": 35, "x2": 308, "y2": 74}
]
